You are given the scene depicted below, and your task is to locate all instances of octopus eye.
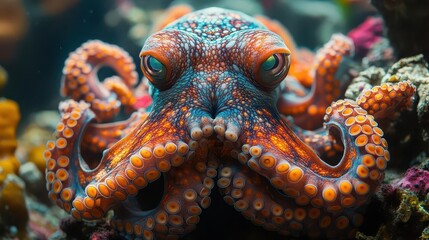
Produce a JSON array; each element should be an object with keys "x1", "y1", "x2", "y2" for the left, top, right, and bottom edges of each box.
[
  {"x1": 258, "y1": 53, "x2": 290, "y2": 89},
  {"x1": 141, "y1": 55, "x2": 170, "y2": 89},
  {"x1": 143, "y1": 55, "x2": 166, "y2": 78},
  {"x1": 262, "y1": 54, "x2": 279, "y2": 71}
]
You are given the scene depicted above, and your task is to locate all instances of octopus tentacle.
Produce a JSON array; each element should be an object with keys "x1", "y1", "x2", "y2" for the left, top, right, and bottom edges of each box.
[
  {"x1": 61, "y1": 40, "x2": 138, "y2": 122},
  {"x1": 45, "y1": 99, "x2": 198, "y2": 221},
  {"x1": 221, "y1": 99, "x2": 388, "y2": 212},
  {"x1": 110, "y1": 151, "x2": 217, "y2": 239},
  {"x1": 81, "y1": 110, "x2": 147, "y2": 154},
  {"x1": 357, "y1": 80, "x2": 415, "y2": 121},
  {"x1": 219, "y1": 163, "x2": 363, "y2": 239},
  {"x1": 45, "y1": 100, "x2": 119, "y2": 219},
  {"x1": 278, "y1": 34, "x2": 354, "y2": 129},
  {"x1": 281, "y1": 116, "x2": 344, "y2": 160}
]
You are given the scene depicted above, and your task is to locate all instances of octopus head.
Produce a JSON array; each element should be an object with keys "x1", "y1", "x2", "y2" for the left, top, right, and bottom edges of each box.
[{"x1": 139, "y1": 11, "x2": 291, "y2": 141}]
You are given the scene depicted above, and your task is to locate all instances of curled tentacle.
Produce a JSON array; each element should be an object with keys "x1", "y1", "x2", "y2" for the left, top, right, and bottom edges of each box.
[
  {"x1": 61, "y1": 40, "x2": 138, "y2": 122},
  {"x1": 110, "y1": 152, "x2": 217, "y2": 239},
  {"x1": 45, "y1": 99, "x2": 199, "y2": 221},
  {"x1": 278, "y1": 34, "x2": 354, "y2": 129},
  {"x1": 45, "y1": 100, "x2": 119, "y2": 219},
  {"x1": 219, "y1": 99, "x2": 389, "y2": 213},
  {"x1": 219, "y1": 163, "x2": 363, "y2": 239}
]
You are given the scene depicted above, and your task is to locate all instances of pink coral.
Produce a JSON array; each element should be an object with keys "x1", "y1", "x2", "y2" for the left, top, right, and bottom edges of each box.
[
  {"x1": 348, "y1": 16, "x2": 384, "y2": 58},
  {"x1": 397, "y1": 167, "x2": 429, "y2": 195}
]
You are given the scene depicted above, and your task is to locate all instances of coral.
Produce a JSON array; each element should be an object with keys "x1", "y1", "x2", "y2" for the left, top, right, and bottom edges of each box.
[
  {"x1": 357, "y1": 186, "x2": 429, "y2": 239},
  {"x1": 19, "y1": 162, "x2": 45, "y2": 200},
  {"x1": 0, "y1": 99, "x2": 21, "y2": 185},
  {"x1": 348, "y1": 16, "x2": 384, "y2": 59},
  {"x1": 59, "y1": 216, "x2": 117, "y2": 240},
  {"x1": 362, "y1": 38, "x2": 396, "y2": 69},
  {"x1": 397, "y1": 167, "x2": 429, "y2": 196},
  {"x1": 0, "y1": 174, "x2": 29, "y2": 239},
  {"x1": 381, "y1": 55, "x2": 429, "y2": 141},
  {"x1": 345, "y1": 66, "x2": 385, "y2": 100},
  {"x1": 27, "y1": 145, "x2": 48, "y2": 174},
  {"x1": 0, "y1": 99, "x2": 28, "y2": 239}
]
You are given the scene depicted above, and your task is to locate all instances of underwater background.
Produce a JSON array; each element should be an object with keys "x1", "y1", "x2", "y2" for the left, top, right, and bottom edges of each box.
[{"x1": 0, "y1": 0, "x2": 429, "y2": 239}]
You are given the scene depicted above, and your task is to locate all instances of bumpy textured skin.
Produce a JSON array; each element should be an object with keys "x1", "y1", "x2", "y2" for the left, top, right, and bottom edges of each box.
[{"x1": 46, "y1": 7, "x2": 416, "y2": 239}]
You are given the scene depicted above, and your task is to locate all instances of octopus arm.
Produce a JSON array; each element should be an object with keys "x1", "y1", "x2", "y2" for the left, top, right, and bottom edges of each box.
[
  {"x1": 110, "y1": 156, "x2": 215, "y2": 239},
  {"x1": 61, "y1": 40, "x2": 138, "y2": 122},
  {"x1": 236, "y1": 99, "x2": 388, "y2": 212},
  {"x1": 282, "y1": 116, "x2": 344, "y2": 160},
  {"x1": 45, "y1": 100, "x2": 193, "y2": 221},
  {"x1": 219, "y1": 163, "x2": 362, "y2": 238},
  {"x1": 80, "y1": 111, "x2": 147, "y2": 154},
  {"x1": 357, "y1": 80, "x2": 416, "y2": 121},
  {"x1": 278, "y1": 34, "x2": 354, "y2": 129}
]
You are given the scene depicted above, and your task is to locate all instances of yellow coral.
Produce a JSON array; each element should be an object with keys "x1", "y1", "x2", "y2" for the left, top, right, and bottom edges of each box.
[
  {"x1": 0, "y1": 175, "x2": 28, "y2": 239},
  {"x1": 0, "y1": 99, "x2": 20, "y2": 184},
  {"x1": 27, "y1": 144, "x2": 46, "y2": 174}
]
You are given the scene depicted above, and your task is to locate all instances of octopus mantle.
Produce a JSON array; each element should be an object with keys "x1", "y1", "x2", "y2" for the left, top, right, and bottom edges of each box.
[{"x1": 45, "y1": 7, "x2": 416, "y2": 239}]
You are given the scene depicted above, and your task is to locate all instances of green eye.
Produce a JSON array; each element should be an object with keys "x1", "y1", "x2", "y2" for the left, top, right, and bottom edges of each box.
[
  {"x1": 257, "y1": 53, "x2": 290, "y2": 89},
  {"x1": 142, "y1": 55, "x2": 167, "y2": 81},
  {"x1": 142, "y1": 55, "x2": 171, "y2": 90},
  {"x1": 148, "y1": 56, "x2": 164, "y2": 72},
  {"x1": 147, "y1": 56, "x2": 165, "y2": 73},
  {"x1": 262, "y1": 55, "x2": 278, "y2": 71}
]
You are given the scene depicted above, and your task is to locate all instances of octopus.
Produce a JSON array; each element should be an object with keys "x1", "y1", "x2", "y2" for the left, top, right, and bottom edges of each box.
[{"x1": 45, "y1": 7, "x2": 416, "y2": 239}]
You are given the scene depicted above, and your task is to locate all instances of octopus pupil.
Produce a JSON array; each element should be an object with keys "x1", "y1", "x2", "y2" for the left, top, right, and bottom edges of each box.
[
  {"x1": 147, "y1": 56, "x2": 164, "y2": 73},
  {"x1": 262, "y1": 54, "x2": 279, "y2": 71}
]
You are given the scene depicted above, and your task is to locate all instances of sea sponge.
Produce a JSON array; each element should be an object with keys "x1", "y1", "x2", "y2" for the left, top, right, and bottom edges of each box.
[
  {"x1": 27, "y1": 145, "x2": 47, "y2": 174},
  {"x1": 0, "y1": 174, "x2": 28, "y2": 239},
  {"x1": 348, "y1": 17, "x2": 383, "y2": 59},
  {"x1": 397, "y1": 167, "x2": 429, "y2": 196},
  {"x1": 0, "y1": 99, "x2": 20, "y2": 184}
]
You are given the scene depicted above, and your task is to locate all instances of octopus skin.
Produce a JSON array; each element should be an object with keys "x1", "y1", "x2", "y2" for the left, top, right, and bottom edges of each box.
[{"x1": 45, "y1": 7, "x2": 416, "y2": 239}]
